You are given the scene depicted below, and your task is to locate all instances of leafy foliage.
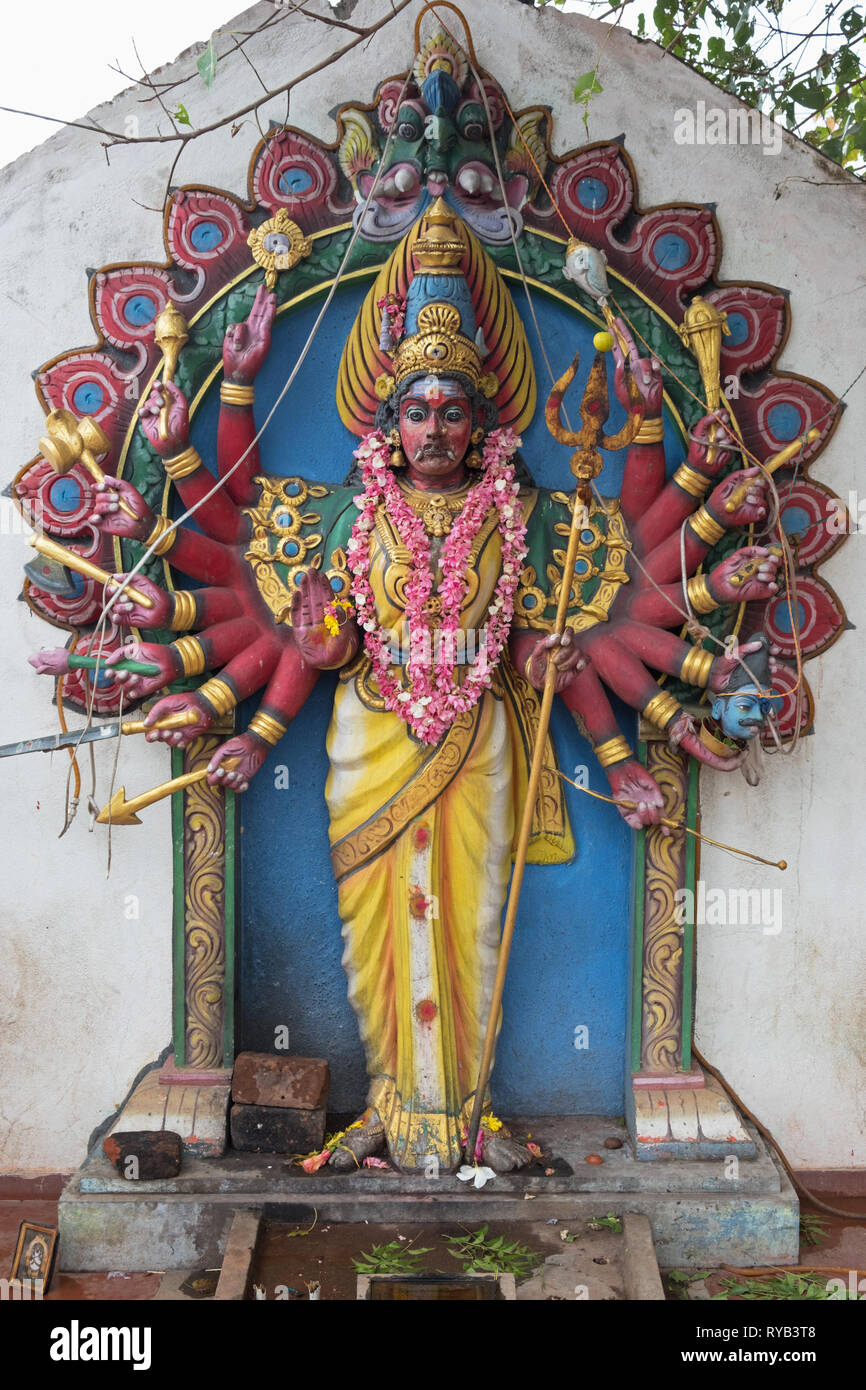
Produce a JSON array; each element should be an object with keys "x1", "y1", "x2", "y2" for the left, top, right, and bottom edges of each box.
[
  {"x1": 542, "y1": 0, "x2": 866, "y2": 174},
  {"x1": 799, "y1": 1212, "x2": 830, "y2": 1246},
  {"x1": 715, "y1": 1270, "x2": 861, "y2": 1299},
  {"x1": 352, "y1": 1238, "x2": 433, "y2": 1276},
  {"x1": 444, "y1": 1225, "x2": 540, "y2": 1278}
]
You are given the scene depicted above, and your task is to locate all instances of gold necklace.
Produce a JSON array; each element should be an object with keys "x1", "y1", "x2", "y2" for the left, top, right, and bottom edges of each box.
[{"x1": 398, "y1": 480, "x2": 472, "y2": 537}]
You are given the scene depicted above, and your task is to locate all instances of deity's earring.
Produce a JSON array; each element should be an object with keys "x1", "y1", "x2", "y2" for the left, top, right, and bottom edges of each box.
[
  {"x1": 466, "y1": 425, "x2": 485, "y2": 470},
  {"x1": 388, "y1": 428, "x2": 406, "y2": 469}
]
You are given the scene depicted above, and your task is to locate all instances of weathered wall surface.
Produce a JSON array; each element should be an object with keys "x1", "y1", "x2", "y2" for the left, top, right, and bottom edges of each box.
[{"x1": 0, "y1": 0, "x2": 862, "y2": 1172}]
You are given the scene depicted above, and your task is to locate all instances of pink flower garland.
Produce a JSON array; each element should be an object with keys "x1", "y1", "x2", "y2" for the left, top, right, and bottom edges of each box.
[{"x1": 348, "y1": 426, "x2": 527, "y2": 744}]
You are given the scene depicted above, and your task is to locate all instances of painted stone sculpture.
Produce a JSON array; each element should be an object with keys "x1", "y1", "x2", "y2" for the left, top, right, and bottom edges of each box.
[
  {"x1": 28, "y1": 196, "x2": 785, "y2": 1172},
  {"x1": 15, "y1": 15, "x2": 845, "y2": 1174}
]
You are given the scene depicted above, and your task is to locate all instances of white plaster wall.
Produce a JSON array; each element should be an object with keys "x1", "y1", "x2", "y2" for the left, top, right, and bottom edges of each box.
[{"x1": 0, "y1": 0, "x2": 862, "y2": 1171}]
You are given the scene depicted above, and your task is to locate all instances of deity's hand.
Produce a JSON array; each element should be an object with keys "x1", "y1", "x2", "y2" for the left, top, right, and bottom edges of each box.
[
  {"x1": 707, "y1": 637, "x2": 764, "y2": 693},
  {"x1": 611, "y1": 318, "x2": 664, "y2": 417},
  {"x1": 28, "y1": 648, "x2": 72, "y2": 675},
  {"x1": 88, "y1": 479, "x2": 153, "y2": 538},
  {"x1": 290, "y1": 569, "x2": 360, "y2": 669},
  {"x1": 709, "y1": 546, "x2": 781, "y2": 604},
  {"x1": 143, "y1": 691, "x2": 213, "y2": 747},
  {"x1": 607, "y1": 759, "x2": 670, "y2": 834},
  {"x1": 669, "y1": 710, "x2": 746, "y2": 770},
  {"x1": 687, "y1": 410, "x2": 739, "y2": 478},
  {"x1": 138, "y1": 382, "x2": 190, "y2": 459},
  {"x1": 524, "y1": 630, "x2": 589, "y2": 694},
  {"x1": 104, "y1": 573, "x2": 174, "y2": 628},
  {"x1": 206, "y1": 733, "x2": 267, "y2": 793},
  {"x1": 104, "y1": 639, "x2": 180, "y2": 700},
  {"x1": 707, "y1": 467, "x2": 768, "y2": 529},
  {"x1": 222, "y1": 285, "x2": 277, "y2": 384}
]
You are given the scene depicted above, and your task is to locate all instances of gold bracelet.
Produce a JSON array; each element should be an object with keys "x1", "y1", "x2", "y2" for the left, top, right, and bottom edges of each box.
[
  {"x1": 672, "y1": 462, "x2": 711, "y2": 500},
  {"x1": 248, "y1": 711, "x2": 288, "y2": 746},
  {"x1": 144, "y1": 514, "x2": 176, "y2": 556},
  {"x1": 220, "y1": 381, "x2": 255, "y2": 407},
  {"x1": 173, "y1": 636, "x2": 206, "y2": 678},
  {"x1": 680, "y1": 646, "x2": 714, "y2": 688},
  {"x1": 164, "y1": 445, "x2": 202, "y2": 481},
  {"x1": 689, "y1": 505, "x2": 726, "y2": 546},
  {"x1": 196, "y1": 677, "x2": 236, "y2": 718},
  {"x1": 594, "y1": 735, "x2": 632, "y2": 768},
  {"x1": 170, "y1": 590, "x2": 198, "y2": 630},
  {"x1": 523, "y1": 653, "x2": 538, "y2": 685},
  {"x1": 643, "y1": 690, "x2": 682, "y2": 732},
  {"x1": 686, "y1": 574, "x2": 718, "y2": 615},
  {"x1": 633, "y1": 417, "x2": 665, "y2": 444}
]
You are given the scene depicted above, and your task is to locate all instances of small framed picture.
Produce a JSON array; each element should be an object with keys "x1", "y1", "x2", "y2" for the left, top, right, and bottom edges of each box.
[{"x1": 10, "y1": 1222, "x2": 58, "y2": 1291}]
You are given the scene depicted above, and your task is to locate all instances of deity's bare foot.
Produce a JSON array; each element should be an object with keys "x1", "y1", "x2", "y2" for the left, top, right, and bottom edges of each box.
[
  {"x1": 481, "y1": 1132, "x2": 532, "y2": 1172},
  {"x1": 327, "y1": 1111, "x2": 385, "y2": 1172}
]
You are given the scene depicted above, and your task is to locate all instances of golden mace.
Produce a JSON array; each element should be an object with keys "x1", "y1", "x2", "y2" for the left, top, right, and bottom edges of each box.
[{"x1": 153, "y1": 301, "x2": 189, "y2": 440}]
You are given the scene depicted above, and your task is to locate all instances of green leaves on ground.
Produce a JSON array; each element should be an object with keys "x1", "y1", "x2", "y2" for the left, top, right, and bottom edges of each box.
[
  {"x1": 352, "y1": 1238, "x2": 433, "y2": 1276},
  {"x1": 444, "y1": 1225, "x2": 539, "y2": 1278}
]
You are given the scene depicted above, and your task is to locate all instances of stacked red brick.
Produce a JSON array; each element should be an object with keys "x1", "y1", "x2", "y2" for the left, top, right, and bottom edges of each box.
[{"x1": 229, "y1": 1053, "x2": 329, "y2": 1154}]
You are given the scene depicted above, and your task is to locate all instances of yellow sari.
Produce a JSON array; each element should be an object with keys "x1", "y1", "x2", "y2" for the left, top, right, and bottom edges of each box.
[{"x1": 324, "y1": 486, "x2": 573, "y2": 1171}]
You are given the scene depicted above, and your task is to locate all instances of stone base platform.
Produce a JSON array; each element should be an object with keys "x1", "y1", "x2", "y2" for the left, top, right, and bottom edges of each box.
[{"x1": 59, "y1": 1116, "x2": 798, "y2": 1273}]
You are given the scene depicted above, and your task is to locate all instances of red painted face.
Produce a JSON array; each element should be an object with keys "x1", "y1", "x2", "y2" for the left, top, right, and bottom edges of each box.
[{"x1": 398, "y1": 377, "x2": 473, "y2": 487}]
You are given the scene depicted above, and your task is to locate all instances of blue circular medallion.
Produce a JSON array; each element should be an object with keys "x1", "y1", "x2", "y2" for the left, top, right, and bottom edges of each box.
[
  {"x1": 651, "y1": 233, "x2": 690, "y2": 270},
  {"x1": 123, "y1": 294, "x2": 157, "y2": 326},
  {"x1": 771, "y1": 598, "x2": 806, "y2": 634},
  {"x1": 48, "y1": 477, "x2": 83, "y2": 513},
  {"x1": 72, "y1": 381, "x2": 104, "y2": 414},
  {"x1": 576, "y1": 177, "x2": 609, "y2": 212},
  {"x1": 190, "y1": 220, "x2": 224, "y2": 251},
  {"x1": 279, "y1": 167, "x2": 314, "y2": 195},
  {"x1": 767, "y1": 402, "x2": 803, "y2": 442},
  {"x1": 781, "y1": 504, "x2": 810, "y2": 537},
  {"x1": 725, "y1": 312, "x2": 750, "y2": 346}
]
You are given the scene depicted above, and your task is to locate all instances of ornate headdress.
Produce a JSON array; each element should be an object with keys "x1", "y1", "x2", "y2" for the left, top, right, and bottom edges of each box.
[{"x1": 374, "y1": 198, "x2": 499, "y2": 401}]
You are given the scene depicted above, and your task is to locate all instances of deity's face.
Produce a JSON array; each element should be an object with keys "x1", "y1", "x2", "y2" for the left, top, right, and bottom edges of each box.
[
  {"x1": 398, "y1": 376, "x2": 473, "y2": 486},
  {"x1": 710, "y1": 687, "x2": 781, "y2": 741}
]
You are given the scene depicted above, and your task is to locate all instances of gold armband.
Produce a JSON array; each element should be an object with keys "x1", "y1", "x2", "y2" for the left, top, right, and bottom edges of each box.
[
  {"x1": 144, "y1": 514, "x2": 176, "y2": 556},
  {"x1": 196, "y1": 677, "x2": 236, "y2": 718},
  {"x1": 248, "y1": 711, "x2": 288, "y2": 746},
  {"x1": 170, "y1": 590, "x2": 198, "y2": 630},
  {"x1": 689, "y1": 505, "x2": 726, "y2": 546},
  {"x1": 680, "y1": 646, "x2": 714, "y2": 688},
  {"x1": 643, "y1": 690, "x2": 682, "y2": 732},
  {"x1": 220, "y1": 381, "x2": 255, "y2": 407},
  {"x1": 686, "y1": 574, "x2": 719, "y2": 615},
  {"x1": 164, "y1": 445, "x2": 202, "y2": 481},
  {"x1": 672, "y1": 462, "x2": 711, "y2": 499},
  {"x1": 173, "y1": 635, "x2": 206, "y2": 678},
  {"x1": 594, "y1": 735, "x2": 632, "y2": 769},
  {"x1": 633, "y1": 416, "x2": 665, "y2": 444}
]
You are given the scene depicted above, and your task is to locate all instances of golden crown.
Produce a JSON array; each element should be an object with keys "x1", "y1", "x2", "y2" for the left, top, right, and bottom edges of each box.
[{"x1": 375, "y1": 199, "x2": 498, "y2": 401}]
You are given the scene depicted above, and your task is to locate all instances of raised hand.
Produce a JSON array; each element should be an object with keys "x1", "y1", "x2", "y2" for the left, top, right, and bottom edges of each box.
[
  {"x1": 143, "y1": 691, "x2": 213, "y2": 747},
  {"x1": 206, "y1": 732, "x2": 268, "y2": 793},
  {"x1": 707, "y1": 637, "x2": 764, "y2": 693},
  {"x1": 105, "y1": 573, "x2": 174, "y2": 628},
  {"x1": 687, "y1": 410, "x2": 739, "y2": 478},
  {"x1": 707, "y1": 467, "x2": 768, "y2": 529},
  {"x1": 669, "y1": 711, "x2": 746, "y2": 770},
  {"x1": 524, "y1": 629, "x2": 589, "y2": 694},
  {"x1": 138, "y1": 381, "x2": 190, "y2": 459},
  {"x1": 104, "y1": 640, "x2": 179, "y2": 700},
  {"x1": 607, "y1": 758, "x2": 669, "y2": 833},
  {"x1": 89, "y1": 479, "x2": 152, "y2": 538},
  {"x1": 709, "y1": 546, "x2": 781, "y2": 603},
  {"x1": 610, "y1": 317, "x2": 664, "y2": 416},
  {"x1": 222, "y1": 285, "x2": 277, "y2": 384},
  {"x1": 291, "y1": 569, "x2": 359, "y2": 669}
]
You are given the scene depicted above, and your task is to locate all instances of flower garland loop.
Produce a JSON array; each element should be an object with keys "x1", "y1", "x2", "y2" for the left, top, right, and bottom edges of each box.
[{"x1": 348, "y1": 426, "x2": 527, "y2": 744}]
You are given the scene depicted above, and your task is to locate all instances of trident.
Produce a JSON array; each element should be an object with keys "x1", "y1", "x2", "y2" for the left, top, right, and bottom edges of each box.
[{"x1": 464, "y1": 347, "x2": 644, "y2": 1165}]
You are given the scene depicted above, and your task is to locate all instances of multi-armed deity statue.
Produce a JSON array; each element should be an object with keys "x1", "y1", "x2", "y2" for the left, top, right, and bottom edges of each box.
[{"x1": 17, "y1": 14, "x2": 842, "y2": 1175}]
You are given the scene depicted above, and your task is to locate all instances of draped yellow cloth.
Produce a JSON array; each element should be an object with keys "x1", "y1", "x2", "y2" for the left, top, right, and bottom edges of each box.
[{"x1": 324, "y1": 487, "x2": 573, "y2": 1171}]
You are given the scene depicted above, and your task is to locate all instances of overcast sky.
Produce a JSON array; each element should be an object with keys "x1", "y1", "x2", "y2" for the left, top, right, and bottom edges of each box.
[{"x1": 0, "y1": 0, "x2": 839, "y2": 169}]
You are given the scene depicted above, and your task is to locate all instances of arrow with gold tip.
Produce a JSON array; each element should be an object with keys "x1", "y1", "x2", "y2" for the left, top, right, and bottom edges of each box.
[{"x1": 97, "y1": 748, "x2": 240, "y2": 826}]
